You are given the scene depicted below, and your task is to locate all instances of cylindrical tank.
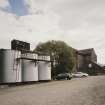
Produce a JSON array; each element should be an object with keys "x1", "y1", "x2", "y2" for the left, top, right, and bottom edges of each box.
[
  {"x1": 0, "y1": 49, "x2": 21, "y2": 83},
  {"x1": 38, "y1": 55, "x2": 51, "y2": 81},
  {"x1": 22, "y1": 53, "x2": 38, "y2": 82}
]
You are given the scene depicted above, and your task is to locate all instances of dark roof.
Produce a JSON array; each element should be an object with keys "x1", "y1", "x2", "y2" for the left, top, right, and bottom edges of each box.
[
  {"x1": 91, "y1": 61, "x2": 105, "y2": 70},
  {"x1": 78, "y1": 48, "x2": 94, "y2": 55},
  {"x1": 79, "y1": 48, "x2": 94, "y2": 53}
]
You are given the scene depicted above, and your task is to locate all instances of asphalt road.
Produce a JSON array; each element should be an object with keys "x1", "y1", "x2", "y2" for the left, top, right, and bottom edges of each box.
[{"x1": 0, "y1": 76, "x2": 105, "y2": 105}]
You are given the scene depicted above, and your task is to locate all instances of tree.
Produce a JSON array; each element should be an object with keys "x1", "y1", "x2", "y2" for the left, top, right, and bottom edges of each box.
[{"x1": 34, "y1": 40, "x2": 75, "y2": 78}]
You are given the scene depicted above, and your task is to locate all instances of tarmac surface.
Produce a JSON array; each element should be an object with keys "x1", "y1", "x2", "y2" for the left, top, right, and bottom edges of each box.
[{"x1": 0, "y1": 76, "x2": 105, "y2": 105}]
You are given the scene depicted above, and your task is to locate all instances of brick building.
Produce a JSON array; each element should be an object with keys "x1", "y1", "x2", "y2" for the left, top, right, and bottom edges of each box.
[{"x1": 73, "y1": 48, "x2": 105, "y2": 75}]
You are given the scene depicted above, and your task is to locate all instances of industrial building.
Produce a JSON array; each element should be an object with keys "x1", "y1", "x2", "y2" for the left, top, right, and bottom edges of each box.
[{"x1": 0, "y1": 40, "x2": 51, "y2": 84}]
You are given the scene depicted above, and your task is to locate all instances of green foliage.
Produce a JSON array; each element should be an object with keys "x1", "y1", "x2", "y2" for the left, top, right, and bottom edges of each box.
[{"x1": 34, "y1": 40, "x2": 75, "y2": 78}]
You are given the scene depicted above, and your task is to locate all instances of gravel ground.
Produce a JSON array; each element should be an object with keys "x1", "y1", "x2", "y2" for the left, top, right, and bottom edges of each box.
[{"x1": 0, "y1": 76, "x2": 105, "y2": 105}]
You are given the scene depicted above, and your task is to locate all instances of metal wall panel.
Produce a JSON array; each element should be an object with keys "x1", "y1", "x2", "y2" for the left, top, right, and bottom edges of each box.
[
  {"x1": 22, "y1": 53, "x2": 38, "y2": 82},
  {"x1": 0, "y1": 49, "x2": 21, "y2": 83},
  {"x1": 38, "y1": 56, "x2": 51, "y2": 81}
]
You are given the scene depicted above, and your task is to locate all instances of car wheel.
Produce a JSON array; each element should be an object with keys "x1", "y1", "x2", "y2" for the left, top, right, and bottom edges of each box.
[
  {"x1": 67, "y1": 77, "x2": 71, "y2": 80},
  {"x1": 82, "y1": 75, "x2": 86, "y2": 77}
]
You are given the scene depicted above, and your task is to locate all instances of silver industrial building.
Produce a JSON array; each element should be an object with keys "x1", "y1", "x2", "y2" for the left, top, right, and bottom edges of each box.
[{"x1": 0, "y1": 40, "x2": 51, "y2": 84}]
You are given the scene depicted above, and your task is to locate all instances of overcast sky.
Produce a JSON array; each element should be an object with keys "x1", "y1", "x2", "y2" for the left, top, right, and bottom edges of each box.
[{"x1": 0, "y1": 0, "x2": 105, "y2": 64}]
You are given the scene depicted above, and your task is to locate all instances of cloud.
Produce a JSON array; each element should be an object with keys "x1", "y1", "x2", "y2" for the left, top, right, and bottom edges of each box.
[
  {"x1": 0, "y1": 0, "x2": 9, "y2": 7},
  {"x1": 0, "y1": 0, "x2": 60, "y2": 49},
  {"x1": 51, "y1": 0, "x2": 105, "y2": 30},
  {"x1": 0, "y1": 0, "x2": 105, "y2": 64}
]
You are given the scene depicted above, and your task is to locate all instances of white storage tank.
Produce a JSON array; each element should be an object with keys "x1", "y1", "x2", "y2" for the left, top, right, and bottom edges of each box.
[
  {"x1": 0, "y1": 49, "x2": 21, "y2": 83},
  {"x1": 22, "y1": 53, "x2": 38, "y2": 82},
  {"x1": 38, "y1": 55, "x2": 51, "y2": 81}
]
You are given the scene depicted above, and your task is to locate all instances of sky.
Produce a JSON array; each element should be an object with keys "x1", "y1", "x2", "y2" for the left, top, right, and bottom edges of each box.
[{"x1": 0, "y1": 0, "x2": 105, "y2": 64}]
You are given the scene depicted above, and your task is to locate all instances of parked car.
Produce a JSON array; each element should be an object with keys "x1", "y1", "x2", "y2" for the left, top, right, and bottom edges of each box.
[
  {"x1": 56, "y1": 73, "x2": 72, "y2": 80},
  {"x1": 72, "y1": 72, "x2": 88, "y2": 78}
]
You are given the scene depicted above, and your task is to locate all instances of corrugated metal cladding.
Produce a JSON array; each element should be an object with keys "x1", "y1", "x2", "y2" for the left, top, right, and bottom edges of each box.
[
  {"x1": 0, "y1": 49, "x2": 21, "y2": 83},
  {"x1": 22, "y1": 53, "x2": 38, "y2": 82},
  {"x1": 0, "y1": 49, "x2": 51, "y2": 84},
  {"x1": 38, "y1": 55, "x2": 51, "y2": 81}
]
